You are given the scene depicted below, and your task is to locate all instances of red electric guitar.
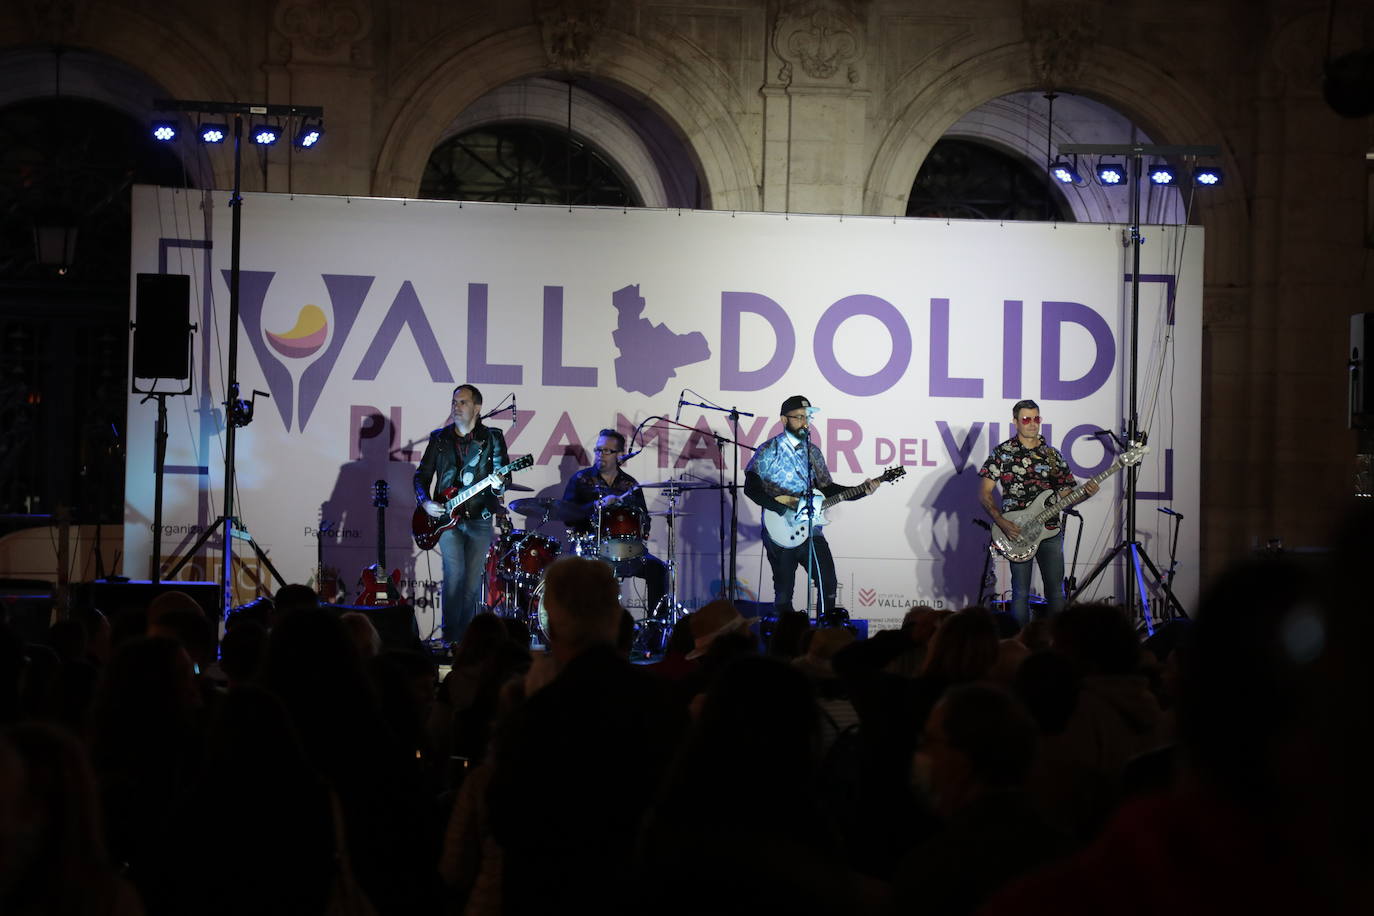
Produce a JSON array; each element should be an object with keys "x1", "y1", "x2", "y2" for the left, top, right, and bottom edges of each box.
[
  {"x1": 412, "y1": 454, "x2": 534, "y2": 550},
  {"x1": 358, "y1": 480, "x2": 404, "y2": 606}
]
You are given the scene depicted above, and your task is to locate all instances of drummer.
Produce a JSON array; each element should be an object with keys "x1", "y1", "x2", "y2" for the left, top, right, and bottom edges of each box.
[{"x1": 563, "y1": 429, "x2": 667, "y2": 615}]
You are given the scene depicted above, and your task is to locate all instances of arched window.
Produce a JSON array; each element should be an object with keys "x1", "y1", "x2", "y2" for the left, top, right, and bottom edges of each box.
[
  {"x1": 421, "y1": 122, "x2": 642, "y2": 207},
  {"x1": 908, "y1": 138, "x2": 1072, "y2": 221}
]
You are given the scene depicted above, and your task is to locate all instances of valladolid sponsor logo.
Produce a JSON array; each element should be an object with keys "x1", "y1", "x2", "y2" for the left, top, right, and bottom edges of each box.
[{"x1": 858, "y1": 587, "x2": 913, "y2": 609}]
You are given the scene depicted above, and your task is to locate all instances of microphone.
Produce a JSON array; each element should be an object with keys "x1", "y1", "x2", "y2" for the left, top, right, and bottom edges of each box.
[
  {"x1": 620, "y1": 448, "x2": 643, "y2": 463},
  {"x1": 674, "y1": 390, "x2": 686, "y2": 423},
  {"x1": 1157, "y1": 507, "x2": 1184, "y2": 519},
  {"x1": 1090, "y1": 429, "x2": 1116, "y2": 439},
  {"x1": 512, "y1": 394, "x2": 518, "y2": 426},
  {"x1": 972, "y1": 518, "x2": 990, "y2": 531}
]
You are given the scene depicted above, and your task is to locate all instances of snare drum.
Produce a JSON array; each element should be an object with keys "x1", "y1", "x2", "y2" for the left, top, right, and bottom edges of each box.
[{"x1": 596, "y1": 505, "x2": 647, "y2": 563}]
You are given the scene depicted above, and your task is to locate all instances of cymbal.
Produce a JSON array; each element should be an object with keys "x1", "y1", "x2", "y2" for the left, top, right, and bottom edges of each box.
[
  {"x1": 508, "y1": 497, "x2": 588, "y2": 523},
  {"x1": 638, "y1": 480, "x2": 710, "y2": 489},
  {"x1": 647, "y1": 510, "x2": 692, "y2": 518},
  {"x1": 504, "y1": 482, "x2": 534, "y2": 492}
]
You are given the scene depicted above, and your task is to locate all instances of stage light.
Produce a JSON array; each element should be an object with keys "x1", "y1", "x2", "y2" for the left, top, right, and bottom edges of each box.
[
  {"x1": 294, "y1": 120, "x2": 323, "y2": 149},
  {"x1": 199, "y1": 123, "x2": 228, "y2": 144},
  {"x1": 1096, "y1": 161, "x2": 1127, "y2": 186},
  {"x1": 251, "y1": 123, "x2": 280, "y2": 146},
  {"x1": 1049, "y1": 159, "x2": 1080, "y2": 184},
  {"x1": 151, "y1": 120, "x2": 178, "y2": 142},
  {"x1": 1194, "y1": 165, "x2": 1223, "y2": 187},
  {"x1": 1148, "y1": 163, "x2": 1177, "y2": 185}
]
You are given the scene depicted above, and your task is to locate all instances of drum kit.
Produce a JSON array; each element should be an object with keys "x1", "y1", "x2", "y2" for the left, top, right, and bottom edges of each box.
[{"x1": 481, "y1": 480, "x2": 702, "y2": 653}]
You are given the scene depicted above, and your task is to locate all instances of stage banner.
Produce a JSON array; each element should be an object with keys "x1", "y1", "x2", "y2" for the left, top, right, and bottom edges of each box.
[{"x1": 126, "y1": 187, "x2": 1202, "y2": 632}]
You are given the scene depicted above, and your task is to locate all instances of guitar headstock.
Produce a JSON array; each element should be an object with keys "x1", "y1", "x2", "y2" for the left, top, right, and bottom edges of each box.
[
  {"x1": 508, "y1": 454, "x2": 534, "y2": 473},
  {"x1": 373, "y1": 479, "x2": 389, "y2": 509},
  {"x1": 1120, "y1": 443, "x2": 1150, "y2": 467},
  {"x1": 879, "y1": 466, "x2": 907, "y2": 484}
]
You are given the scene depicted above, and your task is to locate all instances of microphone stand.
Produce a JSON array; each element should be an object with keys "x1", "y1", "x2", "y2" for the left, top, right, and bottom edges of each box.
[
  {"x1": 677, "y1": 400, "x2": 756, "y2": 600},
  {"x1": 972, "y1": 518, "x2": 995, "y2": 607},
  {"x1": 797, "y1": 426, "x2": 823, "y2": 620},
  {"x1": 1064, "y1": 510, "x2": 1086, "y2": 597}
]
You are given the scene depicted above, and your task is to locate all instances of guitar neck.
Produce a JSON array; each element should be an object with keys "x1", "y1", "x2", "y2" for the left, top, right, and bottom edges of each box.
[
  {"x1": 444, "y1": 478, "x2": 493, "y2": 513},
  {"x1": 376, "y1": 505, "x2": 386, "y2": 568},
  {"x1": 819, "y1": 483, "x2": 868, "y2": 512},
  {"x1": 1030, "y1": 458, "x2": 1124, "y2": 524}
]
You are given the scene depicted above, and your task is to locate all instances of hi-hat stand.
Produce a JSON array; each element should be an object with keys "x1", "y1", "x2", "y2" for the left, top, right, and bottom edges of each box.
[{"x1": 1060, "y1": 142, "x2": 1211, "y2": 631}]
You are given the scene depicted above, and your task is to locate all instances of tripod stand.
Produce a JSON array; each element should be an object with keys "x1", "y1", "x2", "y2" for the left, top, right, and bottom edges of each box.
[{"x1": 1059, "y1": 143, "x2": 1205, "y2": 632}]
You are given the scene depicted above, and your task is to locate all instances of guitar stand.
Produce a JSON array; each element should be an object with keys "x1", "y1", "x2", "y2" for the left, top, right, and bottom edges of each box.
[
  {"x1": 167, "y1": 514, "x2": 288, "y2": 607},
  {"x1": 972, "y1": 518, "x2": 996, "y2": 606},
  {"x1": 1067, "y1": 537, "x2": 1187, "y2": 636}
]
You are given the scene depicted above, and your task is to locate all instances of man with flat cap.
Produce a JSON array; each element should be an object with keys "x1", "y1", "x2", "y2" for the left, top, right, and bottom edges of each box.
[{"x1": 744, "y1": 395, "x2": 880, "y2": 617}]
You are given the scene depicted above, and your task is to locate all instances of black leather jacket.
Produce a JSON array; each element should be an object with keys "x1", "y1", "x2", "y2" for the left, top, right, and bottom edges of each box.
[{"x1": 414, "y1": 423, "x2": 510, "y2": 520}]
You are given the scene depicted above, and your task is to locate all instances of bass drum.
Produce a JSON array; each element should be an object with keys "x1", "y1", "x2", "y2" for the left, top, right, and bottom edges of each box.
[{"x1": 484, "y1": 530, "x2": 561, "y2": 612}]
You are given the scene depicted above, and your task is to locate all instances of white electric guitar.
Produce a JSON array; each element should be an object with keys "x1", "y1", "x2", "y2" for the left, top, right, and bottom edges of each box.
[
  {"x1": 762, "y1": 466, "x2": 906, "y2": 547},
  {"x1": 990, "y1": 443, "x2": 1149, "y2": 562}
]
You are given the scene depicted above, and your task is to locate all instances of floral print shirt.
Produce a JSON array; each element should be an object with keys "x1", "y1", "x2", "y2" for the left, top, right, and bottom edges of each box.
[{"x1": 978, "y1": 436, "x2": 1077, "y2": 513}]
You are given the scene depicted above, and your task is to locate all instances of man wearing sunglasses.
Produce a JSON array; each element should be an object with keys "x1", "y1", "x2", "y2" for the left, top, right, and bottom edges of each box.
[{"x1": 978, "y1": 399, "x2": 1098, "y2": 624}]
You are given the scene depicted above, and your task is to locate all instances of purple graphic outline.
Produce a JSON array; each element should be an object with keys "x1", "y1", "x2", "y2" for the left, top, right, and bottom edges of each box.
[
  {"x1": 467, "y1": 284, "x2": 522, "y2": 385},
  {"x1": 225, "y1": 270, "x2": 294, "y2": 430},
  {"x1": 721, "y1": 292, "x2": 794, "y2": 391},
  {"x1": 157, "y1": 238, "x2": 213, "y2": 478},
  {"x1": 929, "y1": 298, "x2": 982, "y2": 398},
  {"x1": 1124, "y1": 274, "x2": 1177, "y2": 325}
]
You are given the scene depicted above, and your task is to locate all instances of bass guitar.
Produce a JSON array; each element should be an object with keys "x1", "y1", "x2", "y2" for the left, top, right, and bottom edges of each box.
[
  {"x1": 762, "y1": 466, "x2": 906, "y2": 548},
  {"x1": 990, "y1": 442, "x2": 1149, "y2": 562},
  {"x1": 358, "y1": 479, "x2": 403, "y2": 605},
  {"x1": 412, "y1": 454, "x2": 535, "y2": 550}
]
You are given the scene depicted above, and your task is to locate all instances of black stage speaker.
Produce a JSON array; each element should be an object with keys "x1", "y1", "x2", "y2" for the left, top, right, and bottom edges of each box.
[
  {"x1": 322, "y1": 603, "x2": 422, "y2": 651},
  {"x1": 1352, "y1": 313, "x2": 1374, "y2": 426},
  {"x1": 73, "y1": 580, "x2": 221, "y2": 619},
  {"x1": 132, "y1": 273, "x2": 192, "y2": 380}
]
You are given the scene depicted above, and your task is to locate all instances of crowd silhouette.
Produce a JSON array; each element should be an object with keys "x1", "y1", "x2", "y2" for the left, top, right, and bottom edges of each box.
[{"x1": 1, "y1": 506, "x2": 1371, "y2": 915}]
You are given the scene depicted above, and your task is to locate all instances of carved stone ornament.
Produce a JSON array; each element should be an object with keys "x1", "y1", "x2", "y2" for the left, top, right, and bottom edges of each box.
[
  {"x1": 273, "y1": 0, "x2": 372, "y2": 64},
  {"x1": 535, "y1": 0, "x2": 611, "y2": 73},
  {"x1": 772, "y1": 0, "x2": 865, "y2": 84},
  {"x1": 22, "y1": 0, "x2": 89, "y2": 41},
  {"x1": 1023, "y1": 0, "x2": 1101, "y2": 90}
]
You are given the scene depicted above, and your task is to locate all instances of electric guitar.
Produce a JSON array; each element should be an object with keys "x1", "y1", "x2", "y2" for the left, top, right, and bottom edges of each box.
[
  {"x1": 312, "y1": 507, "x2": 344, "y2": 603},
  {"x1": 762, "y1": 466, "x2": 906, "y2": 547},
  {"x1": 358, "y1": 480, "x2": 403, "y2": 605},
  {"x1": 990, "y1": 443, "x2": 1149, "y2": 562},
  {"x1": 412, "y1": 454, "x2": 535, "y2": 550}
]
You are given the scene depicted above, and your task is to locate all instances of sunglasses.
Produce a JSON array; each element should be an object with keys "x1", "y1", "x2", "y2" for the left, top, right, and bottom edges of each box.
[{"x1": 1018, "y1": 415, "x2": 1042, "y2": 424}]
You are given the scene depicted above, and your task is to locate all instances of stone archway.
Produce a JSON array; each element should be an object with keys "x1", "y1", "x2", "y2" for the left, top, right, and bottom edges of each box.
[
  {"x1": 372, "y1": 25, "x2": 757, "y2": 210},
  {"x1": 864, "y1": 42, "x2": 1246, "y2": 285}
]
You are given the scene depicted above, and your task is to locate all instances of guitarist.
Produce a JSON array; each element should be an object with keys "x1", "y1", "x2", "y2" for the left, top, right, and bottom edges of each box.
[
  {"x1": 978, "y1": 400, "x2": 1098, "y2": 625},
  {"x1": 416, "y1": 384, "x2": 510, "y2": 645},
  {"x1": 744, "y1": 395, "x2": 879, "y2": 617}
]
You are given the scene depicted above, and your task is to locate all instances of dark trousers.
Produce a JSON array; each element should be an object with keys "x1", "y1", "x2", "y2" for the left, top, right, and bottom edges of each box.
[
  {"x1": 613, "y1": 553, "x2": 668, "y2": 615},
  {"x1": 762, "y1": 528, "x2": 837, "y2": 614},
  {"x1": 438, "y1": 517, "x2": 493, "y2": 642}
]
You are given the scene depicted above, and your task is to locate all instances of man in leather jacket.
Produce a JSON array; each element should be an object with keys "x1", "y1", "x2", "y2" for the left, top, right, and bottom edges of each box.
[{"x1": 415, "y1": 384, "x2": 509, "y2": 644}]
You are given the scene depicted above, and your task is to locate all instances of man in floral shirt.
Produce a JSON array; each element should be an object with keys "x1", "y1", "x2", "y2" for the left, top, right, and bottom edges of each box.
[{"x1": 978, "y1": 400, "x2": 1098, "y2": 623}]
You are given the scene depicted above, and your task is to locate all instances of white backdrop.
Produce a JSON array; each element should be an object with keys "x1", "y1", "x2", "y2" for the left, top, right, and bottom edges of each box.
[{"x1": 126, "y1": 187, "x2": 1202, "y2": 631}]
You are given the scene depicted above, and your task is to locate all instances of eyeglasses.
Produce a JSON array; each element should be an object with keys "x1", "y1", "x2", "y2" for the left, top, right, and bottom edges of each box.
[
  {"x1": 784, "y1": 413, "x2": 809, "y2": 422},
  {"x1": 1017, "y1": 415, "x2": 1042, "y2": 424},
  {"x1": 594, "y1": 448, "x2": 622, "y2": 455}
]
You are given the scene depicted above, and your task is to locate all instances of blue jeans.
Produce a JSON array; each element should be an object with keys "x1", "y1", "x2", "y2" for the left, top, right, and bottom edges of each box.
[
  {"x1": 762, "y1": 529, "x2": 837, "y2": 615},
  {"x1": 1009, "y1": 527, "x2": 1065, "y2": 626},
  {"x1": 438, "y1": 517, "x2": 493, "y2": 642}
]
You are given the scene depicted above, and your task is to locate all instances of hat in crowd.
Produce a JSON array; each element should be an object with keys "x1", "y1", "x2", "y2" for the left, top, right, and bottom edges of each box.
[
  {"x1": 779, "y1": 394, "x2": 818, "y2": 416},
  {"x1": 685, "y1": 599, "x2": 755, "y2": 660}
]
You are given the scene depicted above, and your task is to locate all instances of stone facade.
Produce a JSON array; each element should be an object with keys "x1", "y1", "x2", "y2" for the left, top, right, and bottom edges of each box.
[{"x1": 2, "y1": 0, "x2": 1370, "y2": 581}]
